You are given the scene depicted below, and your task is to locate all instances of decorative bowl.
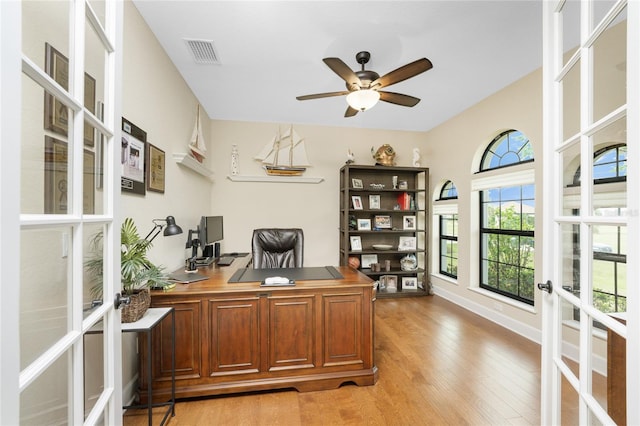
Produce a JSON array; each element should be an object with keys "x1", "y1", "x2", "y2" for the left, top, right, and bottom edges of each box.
[{"x1": 372, "y1": 244, "x2": 393, "y2": 251}]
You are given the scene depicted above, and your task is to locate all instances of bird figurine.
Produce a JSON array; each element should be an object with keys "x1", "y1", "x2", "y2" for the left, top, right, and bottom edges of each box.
[{"x1": 346, "y1": 149, "x2": 355, "y2": 164}]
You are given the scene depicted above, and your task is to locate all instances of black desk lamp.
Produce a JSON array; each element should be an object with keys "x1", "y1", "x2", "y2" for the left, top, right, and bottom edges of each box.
[{"x1": 144, "y1": 215, "x2": 183, "y2": 243}]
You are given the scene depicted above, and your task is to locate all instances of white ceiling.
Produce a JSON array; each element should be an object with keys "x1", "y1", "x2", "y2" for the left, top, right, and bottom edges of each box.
[{"x1": 132, "y1": 1, "x2": 543, "y2": 132}]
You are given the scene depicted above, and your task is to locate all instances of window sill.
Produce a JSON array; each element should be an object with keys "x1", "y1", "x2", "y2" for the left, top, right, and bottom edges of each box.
[
  {"x1": 468, "y1": 286, "x2": 537, "y2": 314},
  {"x1": 431, "y1": 273, "x2": 458, "y2": 286}
]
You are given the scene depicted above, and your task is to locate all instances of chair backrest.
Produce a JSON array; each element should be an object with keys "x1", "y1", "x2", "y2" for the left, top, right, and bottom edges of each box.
[{"x1": 252, "y1": 228, "x2": 304, "y2": 269}]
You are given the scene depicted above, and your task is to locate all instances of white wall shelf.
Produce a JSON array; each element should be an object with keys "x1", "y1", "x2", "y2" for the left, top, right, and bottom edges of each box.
[
  {"x1": 173, "y1": 153, "x2": 214, "y2": 180},
  {"x1": 227, "y1": 175, "x2": 324, "y2": 184}
]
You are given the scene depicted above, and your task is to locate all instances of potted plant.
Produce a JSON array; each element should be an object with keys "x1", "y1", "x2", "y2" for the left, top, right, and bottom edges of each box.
[{"x1": 85, "y1": 217, "x2": 172, "y2": 322}]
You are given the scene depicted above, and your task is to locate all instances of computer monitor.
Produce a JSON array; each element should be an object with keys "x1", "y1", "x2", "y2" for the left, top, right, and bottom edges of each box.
[{"x1": 200, "y1": 216, "x2": 223, "y2": 257}]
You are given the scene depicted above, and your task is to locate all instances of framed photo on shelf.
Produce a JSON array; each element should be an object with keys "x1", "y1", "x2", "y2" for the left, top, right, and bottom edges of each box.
[
  {"x1": 381, "y1": 275, "x2": 398, "y2": 292},
  {"x1": 361, "y1": 254, "x2": 378, "y2": 269},
  {"x1": 350, "y1": 236, "x2": 362, "y2": 251},
  {"x1": 374, "y1": 215, "x2": 392, "y2": 229},
  {"x1": 398, "y1": 236, "x2": 417, "y2": 251},
  {"x1": 352, "y1": 178, "x2": 363, "y2": 189},
  {"x1": 369, "y1": 194, "x2": 381, "y2": 209},
  {"x1": 402, "y1": 276, "x2": 418, "y2": 291},
  {"x1": 351, "y1": 195, "x2": 363, "y2": 210},
  {"x1": 403, "y1": 215, "x2": 417, "y2": 230},
  {"x1": 357, "y1": 218, "x2": 371, "y2": 230},
  {"x1": 146, "y1": 143, "x2": 165, "y2": 193}
]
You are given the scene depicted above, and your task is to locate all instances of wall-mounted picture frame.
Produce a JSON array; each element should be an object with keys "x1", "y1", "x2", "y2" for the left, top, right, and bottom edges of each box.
[
  {"x1": 352, "y1": 195, "x2": 363, "y2": 210},
  {"x1": 44, "y1": 43, "x2": 96, "y2": 147},
  {"x1": 361, "y1": 254, "x2": 378, "y2": 269},
  {"x1": 398, "y1": 236, "x2": 417, "y2": 251},
  {"x1": 121, "y1": 118, "x2": 146, "y2": 195},
  {"x1": 146, "y1": 143, "x2": 165, "y2": 193},
  {"x1": 352, "y1": 178, "x2": 363, "y2": 189},
  {"x1": 44, "y1": 136, "x2": 94, "y2": 214},
  {"x1": 369, "y1": 194, "x2": 381, "y2": 209},
  {"x1": 403, "y1": 215, "x2": 416, "y2": 230},
  {"x1": 374, "y1": 215, "x2": 392, "y2": 229},
  {"x1": 402, "y1": 276, "x2": 418, "y2": 291},
  {"x1": 350, "y1": 236, "x2": 362, "y2": 251},
  {"x1": 357, "y1": 218, "x2": 371, "y2": 230}
]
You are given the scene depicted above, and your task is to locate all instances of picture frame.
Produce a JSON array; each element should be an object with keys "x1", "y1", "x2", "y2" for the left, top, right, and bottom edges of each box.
[
  {"x1": 381, "y1": 275, "x2": 398, "y2": 292},
  {"x1": 369, "y1": 194, "x2": 381, "y2": 210},
  {"x1": 352, "y1": 195, "x2": 363, "y2": 210},
  {"x1": 44, "y1": 43, "x2": 96, "y2": 146},
  {"x1": 361, "y1": 254, "x2": 378, "y2": 269},
  {"x1": 403, "y1": 215, "x2": 417, "y2": 230},
  {"x1": 44, "y1": 136, "x2": 94, "y2": 214},
  {"x1": 402, "y1": 276, "x2": 418, "y2": 291},
  {"x1": 352, "y1": 178, "x2": 363, "y2": 189},
  {"x1": 357, "y1": 218, "x2": 371, "y2": 230},
  {"x1": 146, "y1": 143, "x2": 165, "y2": 193},
  {"x1": 374, "y1": 215, "x2": 392, "y2": 229},
  {"x1": 121, "y1": 118, "x2": 146, "y2": 195},
  {"x1": 95, "y1": 101, "x2": 104, "y2": 189},
  {"x1": 398, "y1": 236, "x2": 417, "y2": 251},
  {"x1": 350, "y1": 236, "x2": 362, "y2": 251}
]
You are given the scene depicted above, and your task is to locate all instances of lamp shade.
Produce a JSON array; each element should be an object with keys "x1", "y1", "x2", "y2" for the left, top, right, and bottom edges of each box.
[
  {"x1": 163, "y1": 216, "x2": 183, "y2": 236},
  {"x1": 346, "y1": 89, "x2": 380, "y2": 111}
]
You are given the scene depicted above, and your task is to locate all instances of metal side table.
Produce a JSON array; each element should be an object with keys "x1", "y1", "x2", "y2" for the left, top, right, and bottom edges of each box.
[{"x1": 89, "y1": 307, "x2": 176, "y2": 426}]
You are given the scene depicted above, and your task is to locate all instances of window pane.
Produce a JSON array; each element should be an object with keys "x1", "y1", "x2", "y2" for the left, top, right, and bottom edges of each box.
[
  {"x1": 20, "y1": 226, "x2": 71, "y2": 369},
  {"x1": 562, "y1": 59, "x2": 581, "y2": 141},
  {"x1": 593, "y1": 6, "x2": 627, "y2": 124},
  {"x1": 21, "y1": 349, "x2": 71, "y2": 424}
]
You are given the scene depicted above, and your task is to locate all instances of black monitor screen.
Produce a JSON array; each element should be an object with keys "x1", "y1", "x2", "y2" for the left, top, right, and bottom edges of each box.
[{"x1": 201, "y1": 216, "x2": 223, "y2": 245}]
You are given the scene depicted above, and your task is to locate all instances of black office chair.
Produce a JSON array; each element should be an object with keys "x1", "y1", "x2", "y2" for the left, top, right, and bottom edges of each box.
[{"x1": 251, "y1": 228, "x2": 304, "y2": 268}]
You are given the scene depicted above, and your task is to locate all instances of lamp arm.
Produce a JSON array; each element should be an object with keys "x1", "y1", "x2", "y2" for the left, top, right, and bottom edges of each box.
[{"x1": 144, "y1": 224, "x2": 163, "y2": 243}]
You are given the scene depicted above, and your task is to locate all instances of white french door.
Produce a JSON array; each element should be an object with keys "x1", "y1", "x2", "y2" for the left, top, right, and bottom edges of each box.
[
  {"x1": 541, "y1": 0, "x2": 639, "y2": 424},
  {"x1": 1, "y1": 1, "x2": 123, "y2": 424}
]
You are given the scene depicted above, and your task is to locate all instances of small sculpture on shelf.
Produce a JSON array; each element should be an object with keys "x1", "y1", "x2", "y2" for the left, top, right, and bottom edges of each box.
[
  {"x1": 371, "y1": 144, "x2": 396, "y2": 166},
  {"x1": 231, "y1": 144, "x2": 240, "y2": 175},
  {"x1": 346, "y1": 149, "x2": 355, "y2": 164},
  {"x1": 412, "y1": 148, "x2": 421, "y2": 167}
]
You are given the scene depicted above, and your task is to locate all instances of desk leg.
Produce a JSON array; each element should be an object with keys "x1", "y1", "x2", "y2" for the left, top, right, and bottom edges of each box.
[
  {"x1": 147, "y1": 328, "x2": 153, "y2": 426},
  {"x1": 171, "y1": 308, "x2": 176, "y2": 418}
]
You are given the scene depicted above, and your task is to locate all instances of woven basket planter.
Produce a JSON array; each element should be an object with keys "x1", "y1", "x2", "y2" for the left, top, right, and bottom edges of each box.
[{"x1": 121, "y1": 288, "x2": 151, "y2": 323}]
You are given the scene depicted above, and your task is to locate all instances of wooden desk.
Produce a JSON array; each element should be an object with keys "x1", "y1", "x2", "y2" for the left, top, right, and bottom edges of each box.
[{"x1": 138, "y1": 257, "x2": 378, "y2": 401}]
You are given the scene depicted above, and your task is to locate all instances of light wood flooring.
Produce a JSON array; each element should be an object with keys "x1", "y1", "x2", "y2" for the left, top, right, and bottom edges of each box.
[{"x1": 123, "y1": 295, "x2": 605, "y2": 425}]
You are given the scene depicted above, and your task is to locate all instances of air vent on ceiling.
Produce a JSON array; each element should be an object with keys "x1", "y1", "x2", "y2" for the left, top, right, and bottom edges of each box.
[{"x1": 184, "y1": 39, "x2": 221, "y2": 64}]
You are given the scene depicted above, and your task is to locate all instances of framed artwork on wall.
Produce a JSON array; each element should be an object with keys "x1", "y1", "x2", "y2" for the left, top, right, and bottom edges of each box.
[
  {"x1": 146, "y1": 143, "x2": 165, "y2": 193},
  {"x1": 43, "y1": 43, "x2": 96, "y2": 146},
  {"x1": 121, "y1": 118, "x2": 146, "y2": 195}
]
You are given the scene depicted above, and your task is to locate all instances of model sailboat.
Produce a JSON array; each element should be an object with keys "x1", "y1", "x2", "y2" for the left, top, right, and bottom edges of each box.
[
  {"x1": 189, "y1": 104, "x2": 207, "y2": 163},
  {"x1": 255, "y1": 125, "x2": 311, "y2": 176}
]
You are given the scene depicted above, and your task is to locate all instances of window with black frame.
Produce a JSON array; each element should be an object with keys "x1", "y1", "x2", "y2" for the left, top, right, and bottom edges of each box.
[
  {"x1": 478, "y1": 130, "x2": 535, "y2": 305},
  {"x1": 437, "y1": 181, "x2": 458, "y2": 278},
  {"x1": 571, "y1": 144, "x2": 627, "y2": 321}
]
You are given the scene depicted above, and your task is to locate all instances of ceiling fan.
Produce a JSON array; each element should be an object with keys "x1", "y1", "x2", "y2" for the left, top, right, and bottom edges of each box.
[{"x1": 296, "y1": 51, "x2": 433, "y2": 118}]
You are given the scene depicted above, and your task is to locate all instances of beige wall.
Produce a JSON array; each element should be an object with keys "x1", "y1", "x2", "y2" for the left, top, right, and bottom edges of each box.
[{"x1": 208, "y1": 121, "x2": 425, "y2": 264}]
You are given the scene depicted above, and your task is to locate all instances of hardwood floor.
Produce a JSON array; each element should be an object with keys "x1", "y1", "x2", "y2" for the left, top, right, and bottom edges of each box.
[{"x1": 123, "y1": 295, "x2": 604, "y2": 425}]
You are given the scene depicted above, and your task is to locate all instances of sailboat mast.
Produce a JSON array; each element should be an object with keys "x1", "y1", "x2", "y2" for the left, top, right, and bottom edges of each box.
[
  {"x1": 272, "y1": 127, "x2": 281, "y2": 166},
  {"x1": 288, "y1": 125, "x2": 294, "y2": 167}
]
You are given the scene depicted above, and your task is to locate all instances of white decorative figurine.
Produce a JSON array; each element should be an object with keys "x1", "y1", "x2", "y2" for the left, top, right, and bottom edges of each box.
[
  {"x1": 412, "y1": 148, "x2": 421, "y2": 167},
  {"x1": 346, "y1": 149, "x2": 355, "y2": 164},
  {"x1": 231, "y1": 144, "x2": 240, "y2": 175}
]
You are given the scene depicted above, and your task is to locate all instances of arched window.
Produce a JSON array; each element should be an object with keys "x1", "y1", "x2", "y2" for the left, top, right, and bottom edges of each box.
[
  {"x1": 480, "y1": 129, "x2": 533, "y2": 171},
  {"x1": 478, "y1": 130, "x2": 535, "y2": 305},
  {"x1": 570, "y1": 144, "x2": 627, "y2": 317},
  {"x1": 436, "y1": 181, "x2": 458, "y2": 278}
]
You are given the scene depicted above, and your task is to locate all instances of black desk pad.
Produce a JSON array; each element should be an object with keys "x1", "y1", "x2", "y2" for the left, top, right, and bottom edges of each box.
[{"x1": 228, "y1": 266, "x2": 343, "y2": 283}]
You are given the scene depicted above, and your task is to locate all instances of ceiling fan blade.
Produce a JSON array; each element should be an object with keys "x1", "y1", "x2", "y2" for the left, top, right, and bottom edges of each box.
[
  {"x1": 344, "y1": 106, "x2": 359, "y2": 118},
  {"x1": 371, "y1": 58, "x2": 433, "y2": 89},
  {"x1": 296, "y1": 90, "x2": 350, "y2": 101},
  {"x1": 323, "y1": 57, "x2": 362, "y2": 90},
  {"x1": 379, "y1": 91, "x2": 421, "y2": 107}
]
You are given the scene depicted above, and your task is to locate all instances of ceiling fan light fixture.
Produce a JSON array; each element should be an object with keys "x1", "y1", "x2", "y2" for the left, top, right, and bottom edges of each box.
[{"x1": 346, "y1": 89, "x2": 380, "y2": 111}]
